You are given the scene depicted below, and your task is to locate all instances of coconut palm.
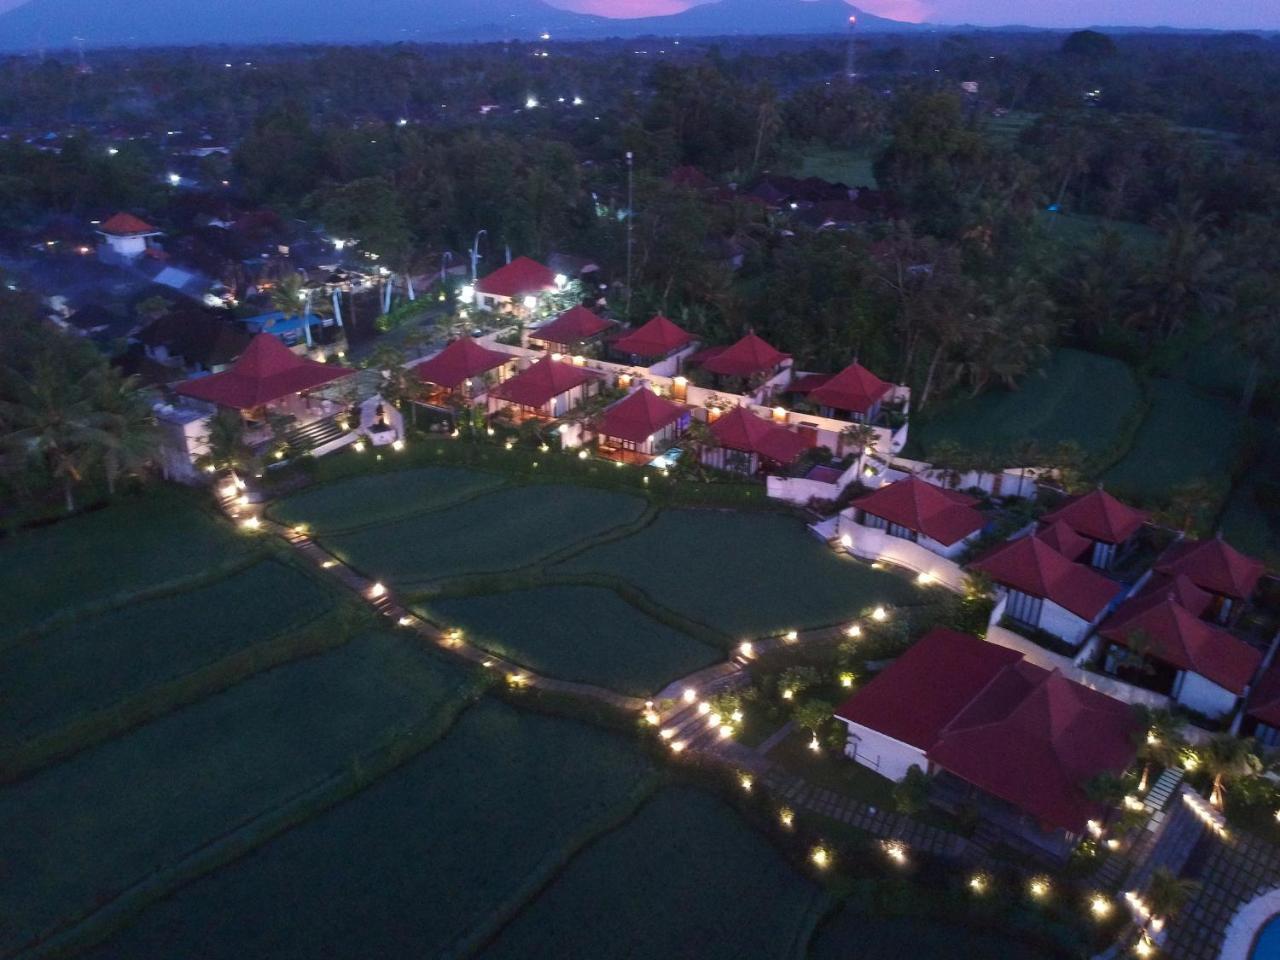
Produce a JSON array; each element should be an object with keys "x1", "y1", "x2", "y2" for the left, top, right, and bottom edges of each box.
[
  {"x1": 681, "y1": 416, "x2": 716, "y2": 479},
  {"x1": 84, "y1": 365, "x2": 158, "y2": 495},
  {"x1": 840, "y1": 422, "x2": 879, "y2": 472},
  {"x1": 196, "y1": 408, "x2": 256, "y2": 480},
  {"x1": 1133, "y1": 706, "x2": 1186, "y2": 793},
  {"x1": 1146, "y1": 867, "x2": 1199, "y2": 925},
  {"x1": 1203, "y1": 734, "x2": 1262, "y2": 809}
]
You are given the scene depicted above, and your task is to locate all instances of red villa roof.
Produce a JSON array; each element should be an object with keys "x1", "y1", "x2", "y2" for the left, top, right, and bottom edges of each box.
[
  {"x1": 970, "y1": 535, "x2": 1122, "y2": 620},
  {"x1": 413, "y1": 338, "x2": 511, "y2": 389},
  {"x1": 1042, "y1": 489, "x2": 1148, "y2": 545},
  {"x1": 709, "y1": 406, "x2": 811, "y2": 465},
  {"x1": 700, "y1": 333, "x2": 788, "y2": 378},
  {"x1": 1247, "y1": 664, "x2": 1280, "y2": 728},
  {"x1": 1035, "y1": 520, "x2": 1093, "y2": 562},
  {"x1": 474, "y1": 257, "x2": 557, "y2": 299},
  {"x1": 1154, "y1": 537, "x2": 1265, "y2": 601},
  {"x1": 1100, "y1": 586, "x2": 1261, "y2": 694},
  {"x1": 612, "y1": 315, "x2": 696, "y2": 358},
  {"x1": 531, "y1": 306, "x2": 613, "y2": 346},
  {"x1": 851, "y1": 476, "x2": 984, "y2": 546},
  {"x1": 597, "y1": 388, "x2": 687, "y2": 444},
  {"x1": 807, "y1": 362, "x2": 893, "y2": 415},
  {"x1": 99, "y1": 212, "x2": 159, "y2": 236},
  {"x1": 488, "y1": 356, "x2": 601, "y2": 409},
  {"x1": 174, "y1": 333, "x2": 354, "y2": 410}
]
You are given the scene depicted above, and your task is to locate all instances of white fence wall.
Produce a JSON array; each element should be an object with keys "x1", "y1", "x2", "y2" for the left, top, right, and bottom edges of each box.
[{"x1": 835, "y1": 514, "x2": 969, "y2": 592}]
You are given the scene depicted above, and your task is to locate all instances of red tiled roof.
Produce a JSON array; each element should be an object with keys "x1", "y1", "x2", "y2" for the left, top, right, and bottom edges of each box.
[
  {"x1": 1100, "y1": 587, "x2": 1261, "y2": 694},
  {"x1": 1132, "y1": 573, "x2": 1214, "y2": 615},
  {"x1": 834, "y1": 628, "x2": 1021, "y2": 749},
  {"x1": 1035, "y1": 520, "x2": 1093, "y2": 563},
  {"x1": 929, "y1": 667, "x2": 1140, "y2": 833},
  {"x1": 597, "y1": 387, "x2": 687, "y2": 444},
  {"x1": 99, "y1": 212, "x2": 159, "y2": 236},
  {"x1": 970, "y1": 535, "x2": 1122, "y2": 620},
  {"x1": 474, "y1": 256, "x2": 557, "y2": 299},
  {"x1": 1154, "y1": 537, "x2": 1265, "y2": 601},
  {"x1": 488, "y1": 356, "x2": 601, "y2": 409},
  {"x1": 1247, "y1": 664, "x2": 1280, "y2": 728},
  {"x1": 807, "y1": 362, "x2": 892, "y2": 416},
  {"x1": 413, "y1": 338, "x2": 511, "y2": 389},
  {"x1": 174, "y1": 333, "x2": 354, "y2": 409},
  {"x1": 1042, "y1": 489, "x2": 1148, "y2": 545},
  {"x1": 612, "y1": 315, "x2": 696, "y2": 358},
  {"x1": 709, "y1": 406, "x2": 810, "y2": 465},
  {"x1": 701, "y1": 333, "x2": 788, "y2": 378},
  {"x1": 851, "y1": 476, "x2": 984, "y2": 546},
  {"x1": 530, "y1": 306, "x2": 613, "y2": 346}
]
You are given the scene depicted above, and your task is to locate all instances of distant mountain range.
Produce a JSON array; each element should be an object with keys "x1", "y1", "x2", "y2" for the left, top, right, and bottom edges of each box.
[{"x1": 0, "y1": 0, "x2": 917, "y2": 50}]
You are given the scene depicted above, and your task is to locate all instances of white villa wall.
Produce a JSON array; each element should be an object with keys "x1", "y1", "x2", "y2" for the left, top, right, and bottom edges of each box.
[
  {"x1": 835, "y1": 512, "x2": 969, "y2": 592},
  {"x1": 767, "y1": 458, "x2": 862, "y2": 506},
  {"x1": 1039, "y1": 599, "x2": 1094, "y2": 647},
  {"x1": 1173, "y1": 671, "x2": 1239, "y2": 719},
  {"x1": 839, "y1": 720, "x2": 925, "y2": 781}
]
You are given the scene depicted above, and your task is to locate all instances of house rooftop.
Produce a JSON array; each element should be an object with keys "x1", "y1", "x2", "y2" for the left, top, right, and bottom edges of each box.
[
  {"x1": 1041, "y1": 488, "x2": 1148, "y2": 545},
  {"x1": 709, "y1": 406, "x2": 810, "y2": 465},
  {"x1": 474, "y1": 256, "x2": 557, "y2": 299},
  {"x1": 850, "y1": 476, "x2": 984, "y2": 547},
  {"x1": 1035, "y1": 520, "x2": 1093, "y2": 563},
  {"x1": 531, "y1": 306, "x2": 613, "y2": 346},
  {"x1": 970, "y1": 534, "x2": 1122, "y2": 621},
  {"x1": 174, "y1": 333, "x2": 354, "y2": 409},
  {"x1": 488, "y1": 356, "x2": 601, "y2": 409},
  {"x1": 804, "y1": 362, "x2": 892, "y2": 416},
  {"x1": 413, "y1": 337, "x2": 511, "y2": 390},
  {"x1": 98, "y1": 212, "x2": 160, "y2": 236},
  {"x1": 612, "y1": 314, "x2": 696, "y2": 359},
  {"x1": 596, "y1": 387, "x2": 686, "y2": 444},
  {"x1": 697, "y1": 332, "x2": 789, "y2": 379},
  {"x1": 1154, "y1": 536, "x2": 1265, "y2": 602}
]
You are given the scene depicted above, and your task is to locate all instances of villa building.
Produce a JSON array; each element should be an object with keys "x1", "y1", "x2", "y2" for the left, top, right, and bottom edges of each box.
[
  {"x1": 790, "y1": 361, "x2": 893, "y2": 424},
  {"x1": 413, "y1": 337, "x2": 517, "y2": 405},
  {"x1": 486, "y1": 355, "x2": 602, "y2": 421},
  {"x1": 611, "y1": 314, "x2": 699, "y2": 375},
  {"x1": 472, "y1": 257, "x2": 558, "y2": 314},
  {"x1": 1242, "y1": 666, "x2": 1280, "y2": 748},
  {"x1": 970, "y1": 532, "x2": 1123, "y2": 646},
  {"x1": 702, "y1": 405, "x2": 810, "y2": 475},
  {"x1": 527, "y1": 305, "x2": 614, "y2": 355},
  {"x1": 97, "y1": 212, "x2": 162, "y2": 263},
  {"x1": 1040, "y1": 488, "x2": 1148, "y2": 570},
  {"x1": 843, "y1": 476, "x2": 985, "y2": 561},
  {"x1": 835, "y1": 628, "x2": 1138, "y2": 860},
  {"x1": 691, "y1": 332, "x2": 791, "y2": 390},
  {"x1": 1153, "y1": 536, "x2": 1265, "y2": 626},
  {"x1": 594, "y1": 387, "x2": 689, "y2": 463}
]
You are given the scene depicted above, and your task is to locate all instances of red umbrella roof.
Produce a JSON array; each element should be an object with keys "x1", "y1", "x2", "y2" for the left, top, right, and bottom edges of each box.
[
  {"x1": 970, "y1": 534, "x2": 1121, "y2": 620},
  {"x1": 612, "y1": 315, "x2": 696, "y2": 358},
  {"x1": 174, "y1": 334, "x2": 354, "y2": 410},
  {"x1": 531, "y1": 306, "x2": 613, "y2": 345},
  {"x1": 1042, "y1": 488, "x2": 1148, "y2": 545},
  {"x1": 851, "y1": 476, "x2": 984, "y2": 546},
  {"x1": 701, "y1": 332, "x2": 788, "y2": 378},
  {"x1": 709, "y1": 406, "x2": 810, "y2": 464},
  {"x1": 474, "y1": 256, "x2": 557, "y2": 299},
  {"x1": 413, "y1": 338, "x2": 512, "y2": 389},
  {"x1": 1154, "y1": 537, "x2": 1265, "y2": 601},
  {"x1": 488, "y1": 356, "x2": 601, "y2": 408},
  {"x1": 597, "y1": 387, "x2": 687, "y2": 444},
  {"x1": 99, "y1": 212, "x2": 159, "y2": 236},
  {"x1": 807, "y1": 362, "x2": 892, "y2": 415}
]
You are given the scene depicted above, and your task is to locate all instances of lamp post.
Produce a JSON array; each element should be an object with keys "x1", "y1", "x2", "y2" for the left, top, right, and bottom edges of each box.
[
  {"x1": 625, "y1": 150, "x2": 634, "y2": 321},
  {"x1": 470, "y1": 229, "x2": 487, "y2": 283}
]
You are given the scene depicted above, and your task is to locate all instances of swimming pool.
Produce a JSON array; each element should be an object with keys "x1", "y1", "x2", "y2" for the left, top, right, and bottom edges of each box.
[{"x1": 1253, "y1": 915, "x2": 1280, "y2": 959}]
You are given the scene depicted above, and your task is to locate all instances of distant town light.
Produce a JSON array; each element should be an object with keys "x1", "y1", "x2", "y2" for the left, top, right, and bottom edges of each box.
[
  {"x1": 572, "y1": 95, "x2": 583, "y2": 106},
  {"x1": 167, "y1": 172, "x2": 181, "y2": 186},
  {"x1": 525, "y1": 95, "x2": 539, "y2": 109}
]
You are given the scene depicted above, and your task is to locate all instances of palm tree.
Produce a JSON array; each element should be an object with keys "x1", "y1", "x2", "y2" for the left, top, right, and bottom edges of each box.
[
  {"x1": 196, "y1": 408, "x2": 255, "y2": 481},
  {"x1": 1146, "y1": 867, "x2": 1199, "y2": 926},
  {"x1": 1203, "y1": 734, "x2": 1262, "y2": 809},
  {"x1": 84, "y1": 365, "x2": 158, "y2": 495},
  {"x1": 1012, "y1": 437, "x2": 1041, "y2": 497},
  {"x1": 840, "y1": 422, "x2": 879, "y2": 473},
  {"x1": 1133, "y1": 706, "x2": 1186, "y2": 793}
]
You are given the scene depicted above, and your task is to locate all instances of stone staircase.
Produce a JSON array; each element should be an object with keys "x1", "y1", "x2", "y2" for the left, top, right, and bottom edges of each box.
[{"x1": 281, "y1": 414, "x2": 348, "y2": 455}]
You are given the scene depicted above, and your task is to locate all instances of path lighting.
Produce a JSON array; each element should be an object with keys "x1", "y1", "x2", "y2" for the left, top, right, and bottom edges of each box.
[
  {"x1": 779, "y1": 806, "x2": 795, "y2": 828},
  {"x1": 1134, "y1": 933, "x2": 1155, "y2": 957},
  {"x1": 740, "y1": 641, "x2": 754, "y2": 657},
  {"x1": 871, "y1": 606, "x2": 887, "y2": 622},
  {"x1": 718, "y1": 724, "x2": 733, "y2": 739},
  {"x1": 839, "y1": 533, "x2": 852, "y2": 549},
  {"x1": 739, "y1": 773, "x2": 753, "y2": 792},
  {"x1": 1029, "y1": 877, "x2": 1050, "y2": 900},
  {"x1": 220, "y1": 482, "x2": 239, "y2": 498},
  {"x1": 916, "y1": 571, "x2": 934, "y2": 585},
  {"x1": 810, "y1": 846, "x2": 831, "y2": 869},
  {"x1": 845, "y1": 624, "x2": 862, "y2": 639},
  {"x1": 292, "y1": 524, "x2": 308, "y2": 535},
  {"x1": 669, "y1": 740, "x2": 686, "y2": 753},
  {"x1": 554, "y1": 273, "x2": 568, "y2": 288},
  {"x1": 1086, "y1": 819, "x2": 1103, "y2": 838},
  {"x1": 321, "y1": 560, "x2": 336, "y2": 569},
  {"x1": 539, "y1": 444, "x2": 549, "y2": 452},
  {"x1": 505, "y1": 440, "x2": 515, "y2": 451},
  {"x1": 1105, "y1": 838, "x2": 1122, "y2": 851},
  {"x1": 578, "y1": 449, "x2": 589, "y2": 460},
  {"x1": 708, "y1": 712, "x2": 722, "y2": 727},
  {"x1": 240, "y1": 516, "x2": 260, "y2": 530},
  {"x1": 782, "y1": 688, "x2": 794, "y2": 701},
  {"x1": 237, "y1": 494, "x2": 251, "y2": 508},
  {"x1": 643, "y1": 709, "x2": 660, "y2": 725},
  {"x1": 882, "y1": 840, "x2": 907, "y2": 865},
  {"x1": 1090, "y1": 894, "x2": 1112, "y2": 919},
  {"x1": 839, "y1": 673, "x2": 854, "y2": 689},
  {"x1": 1124, "y1": 795, "x2": 1145, "y2": 812},
  {"x1": 784, "y1": 630, "x2": 798, "y2": 643},
  {"x1": 1180, "y1": 748, "x2": 1200, "y2": 771},
  {"x1": 682, "y1": 687, "x2": 696, "y2": 704},
  {"x1": 392, "y1": 439, "x2": 405, "y2": 452},
  {"x1": 398, "y1": 616, "x2": 414, "y2": 627},
  {"x1": 697, "y1": 701, "x2": 711, "y2": 716},
  {"x1": 969, "y1": 873, "x2": 989, "y2": 894},
  {"x1": 507, "y1": 672, "x2": 529, "y2": 687},
  {"x1": 731, "y1": 710, "x2": 743, "y2": 723},
  {"x1": 660, "y1": 727, "x2": 676, "y2": 740},
  {"x1": 522, "y1": 295, "x2": 538, "y2": 310},
  {"x1": 808, "y1": 734, "x2": 821, "y2": 753},
  {"x1": 369, "y1": 582, "x2": 387, "y2": 599},
  {"x1": 482, "y1": 659, "x2": 494, "y2": 668},
  {"x1": 354, "y1": 441, "x2": 366, "y2": 453},
  {"x1": 486, "y1": 427, "x2": 495, "y2": 437}
]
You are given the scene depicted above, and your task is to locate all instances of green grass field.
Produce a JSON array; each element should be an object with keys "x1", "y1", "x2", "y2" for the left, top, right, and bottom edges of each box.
[
  {"x1": 420, "y1": 585, "x2": 723, "y2": 696},
  {"x1": 85, "y1": 702, "x2": 654, "y2": 960},
  {"x1": 1103, "y1": 379, "x2": 1245, "y2": 503},
  {"x1": 560, "y1": 509, "x2": 925, "y2": 636},
  {"x1": 0, "y1": 489, "x2": 249, "y2": 640},
  {"x1": 796, "y1": 145, "x2": 879, "y2": 189},
  {"x1": 480, "y1": 785, "x2": 828, "y2": 960},
  {"x1": 908, "y1": 349, "x2": 1143, "y2": 465},
  {"x1": 1034, "y1": 211, "x2": 1159, "y2": 253},
  {"x1": 0, "y1": 632, "x2": 475, "y2": 954},
  {"x1": 267, "y1": 466, "x2": 505, "y2": 534},
  {"x1": 808, "y1": 906, "x2": 1057, "y2": 960},
  {"x1": 0, "y1": 559, "x2": 333, "y2": 744},
  {"x1": 324, "y1": 484, "x2": 648, "y2": 587}
]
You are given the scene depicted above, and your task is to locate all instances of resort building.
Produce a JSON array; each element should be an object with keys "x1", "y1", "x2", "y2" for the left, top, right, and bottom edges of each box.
[
  {"x1": 472, "y1": 257, "x2": 558, "y2": 314},
  {"x1": 835, "y1": 628, "x2": 1139, "y2": 860},
  {"x1": 1096, "y1": 574, "x2": 1262, "y2": 719},
  {"x1": 594, "y1": 387, "x2": 689, "y2": 463},
  {"x1": 96, "y1": 212, "x2": 162, "y2": 263},
  {"x1": 1040, "y1": 488, "x2": 1148, "y2": 570},
  {"x1": 1153, "y1": 536, "x2": 1265, "y2": 626},
  {"x1": 970, "y1": 532, "x2": 1123, "y2": 646},
  {"x1": 691, "y1": 332, "x2": 791, "y2": 395},
  {"x1": 527, "y1": 305, "x2": 615, "y2": 355},
  {"x1": 702, "y1": 405, "x2": 810, "y2": 475},
  {"x1": 610, "y1": 314, "x2": 699, "y2": 376},
  {"x1": 843, "y1": 476, "x2": 985, "y2": 561},
  {"x1": 413, "y1": 337, "x2": 518, "y2": 405},
  {"x1": 790, "y1": 361, "x2": 893, "y2": 424},
  {"x1": 486, "y1": 355, "x2": 602, "y2": 421}
]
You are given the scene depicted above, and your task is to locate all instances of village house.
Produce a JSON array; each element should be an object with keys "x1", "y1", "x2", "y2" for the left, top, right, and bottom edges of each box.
[
  {"x1": 486, "y1": 355, "x2": 602, "y2": 422},
  {"x1": 1096, "y1": 573, "x2": 1262, "y2": 719},
  {"x1": 1242, "y1": 665, "x2": 1280, "y2": 748},
  {"x1": 137, "y1": 308, "x2": 253, "y2": 374},
  {"x1": 1040, "y1": 488, "x2": 1148, "y2": 570},
  {"x1": 834, "y1": 627, "x2": 1139, "y2": 861},
  {"x1": 527, "y1": 305, "x2": 615, "y2": 356},
  {"x1": 701, "y1": 405, "x2": 810, "y2": 475},
  {"x1": 610, "y1": 314, "x2": 699, "y2": 376},
  {"x1": 970, "y1": 531, "x2": 1123, "y2": 646},
  {"x1": 789, "y1": 361, "x2": 894, "y2": 424},
  {"x1": 1153, "y1": 536, "x2": 1265, "y2": 626},
  {"x1": 96, "y1": 212, "x2": 163, "y2": 264},
  {"x1": 841, "y1": 475, "x2": 985, "y2": 561},
  {"x1": 412, "y1": 337, "x2": 518, "y2": 406},
  {"x1": 594, "y1": 386, "x2": 690, "y2": 464},
  {"x1": 471, "y1": 256, "x2": 559, "y2": 314}
]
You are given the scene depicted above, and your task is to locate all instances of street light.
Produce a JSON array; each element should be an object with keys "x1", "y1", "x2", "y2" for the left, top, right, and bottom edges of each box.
[{"x1": 470, "y1": 229, "x2": 487, "y2": 283}]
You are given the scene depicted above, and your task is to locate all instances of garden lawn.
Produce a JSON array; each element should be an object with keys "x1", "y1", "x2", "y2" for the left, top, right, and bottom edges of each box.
[
  {"x1": 797, "y1": 145, "x2": 879, "y2": 188},
  {"x1": 560, "y1": 509, "x2": 925, "y2": 636},
  {"x1": 85, "y1": 702, "x2": 654, "y2": 960},
  {"x1": 1103, "y1": 379, "x2": 1245, "y2": 503},
  {"x1": 323, "y1": 483, "x2": 647, "y2": 587},
  {"x1": 480, "y1": 785, "x2": 828, "y2": 960},
  {"x1": 0, "y1": 631, "x2": 475, "y2": 955},
  {"x1": 908, "y1": 349, "x2": 1142, "y2": 465},
  {"x1": 419, "y1": 585, "x2": 723, "y2": 696},
  {"x1": 0, "y1": 488, "x2": 249, "y2": 640},
  {"x1": 808, "y1": 906, "x2": 1056, "y2": 960},
  {"x1": 267, "y1": 466, "x2": 505, "y2": 534},
  {"x1": 0, "y1": 560, "x2": 332, "y2": 744}
]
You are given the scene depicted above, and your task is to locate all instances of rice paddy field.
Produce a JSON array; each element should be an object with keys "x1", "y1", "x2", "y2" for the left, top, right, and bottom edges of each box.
[
  {"x1": 420, "y1": 585, "x2": 723, "y2": 696},
  {"x1": 807, "y1": 905, "x2": 1056, "y2": 960},
  {"x1": 796, "y1": 145, "x2": 880, "y2": 189},
  {"x1": 907, "y1": 349, "x2": 1143, "y2": 465},
  {"x1": 0, "y1": 559, "x2": 332, "y2": 744},
  {"x1": 480, "y1": 785, "x2": 828, "y2": 960},
  {"x1": 559, "y1": 509, "x2": 926, "y2": 635},
  {"x1": 0, "y1": 632, "x2": 476, "y2": 955},
  {"x1": 0, "y1": 488, "x2": 250, "y2": 640},
  {"x1": 323, "y1": 483, "x2": 648, "y2": 587},
  {"x1": 267, "y1": 465, "x2": 505, "y2": 534},
  {"x1": 84, "y1": 702, "x2": 655, "y2": 960}
]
